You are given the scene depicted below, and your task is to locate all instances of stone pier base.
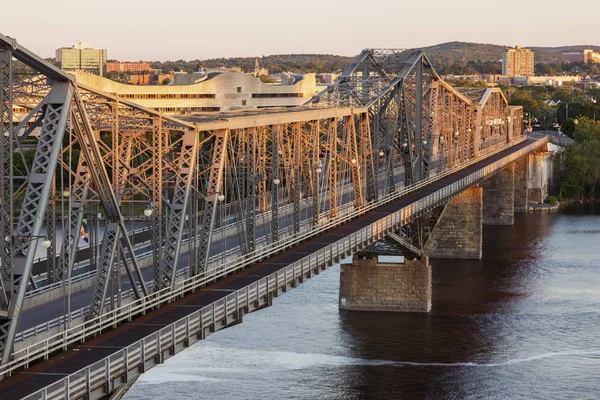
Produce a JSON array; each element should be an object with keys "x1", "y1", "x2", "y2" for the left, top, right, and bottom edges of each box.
[
  {"x1": 514, "y1": 157, "x2": 529, "y2": 212},
  {"x1": 339, "y1": 255, "x2": 431, "y2": 312},
  {"x1": 424, "y1": 186, "x2": 482, "y2": 259},
  {"x1": 528, "y1": 149, "x2": 553, "y2": 204},
  {"x1": 482, "y1": 164, "x2": 515, "y2": 225}
]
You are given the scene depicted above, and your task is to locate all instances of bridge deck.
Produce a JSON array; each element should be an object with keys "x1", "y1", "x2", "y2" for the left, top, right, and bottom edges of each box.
[{"x1": 0, "y1": 139, "x2": 536, "y2": 400}]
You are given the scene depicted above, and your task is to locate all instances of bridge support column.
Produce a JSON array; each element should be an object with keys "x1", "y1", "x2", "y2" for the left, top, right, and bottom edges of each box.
[
  {"x1": 528, "y1": 150, "x2": 553, "y2": 204},
  {"x1": 482, "y1": 164, "x2": 515, "y2": 225},
  {"x1": 514, "y1": 158, "x2": 529, "y2": 212},
  {"x1": 424, "y1": 186, "x2": 482, "y2": 259},
  {"x1": 339, "y1": 254, "x2": 431, "y2": 312}
]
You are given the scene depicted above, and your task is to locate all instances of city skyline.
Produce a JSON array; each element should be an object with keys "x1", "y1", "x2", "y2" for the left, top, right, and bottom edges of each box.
[{"x1": 2, "y1": 0, "x2": 599, "y2": 61}]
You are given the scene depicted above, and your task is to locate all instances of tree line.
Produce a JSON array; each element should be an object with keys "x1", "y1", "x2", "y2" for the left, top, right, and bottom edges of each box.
[
  {"x1": 150, "y1": 54, "x2": 354, "y2": 74},
  {"x1": 557, "y1": 119, "x2": 600, "y2": 200}
]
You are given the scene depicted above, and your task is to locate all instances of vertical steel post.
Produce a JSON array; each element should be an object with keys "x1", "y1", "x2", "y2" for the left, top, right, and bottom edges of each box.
[
  {"x1": 0, "y1": 49, "x2": 13, "y2": 309},
  {"x1": 414, "y1": 57, "x2": 423, "y2": 182},
  {"x1": 151, "y1": 117, "x2": 164, "y2": 290},
  {"x1": 271, "y1": 124, "x2": 280, "y2": 242}
]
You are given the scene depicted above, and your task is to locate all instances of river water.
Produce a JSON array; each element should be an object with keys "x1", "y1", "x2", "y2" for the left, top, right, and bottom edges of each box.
[{"x1": 124, "y1": 207, "x2": 600, "y2": 400}]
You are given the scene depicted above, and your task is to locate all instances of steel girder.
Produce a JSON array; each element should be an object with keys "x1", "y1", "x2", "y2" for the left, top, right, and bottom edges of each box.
[
  {"x1": 159, "y1": 130, "x2": 199, "y2": 290},
  {"x1": 196, "y1": 129, "x2": 228, "y2": 274},
  {"x1": 70, "y1": 93, "x2": 148, "y2": 319},
  {"x1": 346, "y1": 116, "x2": 363, "y2": 209},
  {"x1": 291, "y1": 122, "x2": 302, "y2": 232},
  {"x1": 0, "y1": 81, "x2": 72, "y2": 365},
  {"x1": 151, "y1": 118, "x2": 165, "y2": 290},
  {"x1": 0, "y1": 49, "x2": 13, "y2": 309},
  {"x1": 307, "y1": 50, "x2": 479, "y2": 191},
  {"x1": 327, "y1": 118, "x2": 337, "y2": 219},
  {"x1": 245, "y1": 127, "x2": 257, "y2": 253},
  {"x1": 55, "y1": 153, "x2": 91, "y2": 285},
  {"x1": 309, "y1": 121, "x2": 320, "y2": 227},
  {"x1": 270, "y1": 125, "x2": 280, "y2": 242}
]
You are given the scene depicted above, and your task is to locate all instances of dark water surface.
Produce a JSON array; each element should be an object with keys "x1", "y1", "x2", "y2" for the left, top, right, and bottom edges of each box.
[{"x1": 124, "y1": 210, "x2": 600, "y2": 400}]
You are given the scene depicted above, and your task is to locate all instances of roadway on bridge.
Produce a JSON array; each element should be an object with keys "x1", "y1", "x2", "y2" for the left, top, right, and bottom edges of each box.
[
  {"x1": 16, "y1": 185, "x2": 359, "y2": 335},
  {"x1": 0, "y1": 139, "x2": 538, "y2": 400}
]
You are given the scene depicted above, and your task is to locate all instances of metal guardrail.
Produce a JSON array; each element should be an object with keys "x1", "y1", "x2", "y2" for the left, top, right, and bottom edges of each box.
[
  {"x1": 18, "y1": 136, "x2": 549, "y2": 400},
  {"x1": 3, "y1": 137, "x2": 544, "y2": 382}
]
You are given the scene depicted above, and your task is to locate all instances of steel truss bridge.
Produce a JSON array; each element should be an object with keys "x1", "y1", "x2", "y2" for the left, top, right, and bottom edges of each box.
[{"x1": 0, "y1": 33, "x2": 539, "y2": 399}]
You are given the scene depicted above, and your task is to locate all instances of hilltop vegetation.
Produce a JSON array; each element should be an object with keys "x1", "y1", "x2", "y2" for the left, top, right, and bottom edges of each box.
[
  {"x1": 418, "y1": 42, "x2": 600, "y2": 67},
  {"x1": 151, "y1": 54, "x2": 354, "y2": 74},
  {"x1": 149, "y1": 42, "x2": 600, "y2": 76},
  {"x1": 557, "y1": 119, "x2": 600, "y2": 200}
]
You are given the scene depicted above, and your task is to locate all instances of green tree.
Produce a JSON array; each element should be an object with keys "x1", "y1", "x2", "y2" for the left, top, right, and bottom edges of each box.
[{"x1": 558, "y1": 119, "x2": 600, "y2": 199}]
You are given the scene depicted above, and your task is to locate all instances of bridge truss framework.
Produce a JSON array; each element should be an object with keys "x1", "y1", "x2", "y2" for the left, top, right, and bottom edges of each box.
[{"x1": 0, "y1": 34, "x2": 524, "y2": 371}]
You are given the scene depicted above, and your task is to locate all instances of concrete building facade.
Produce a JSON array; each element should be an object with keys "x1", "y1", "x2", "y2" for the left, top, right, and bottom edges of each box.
[
  {"x1": 562, "y1": 49, "x2": 600, "y2": 64},
  {"x1": 502, "y1": 46, "x2": 535, "y2": 77},
  {"x1": 56, "y1": 41, "x2": 107, "y2": 76},
  {"x1": 73, "y1": 70, "x2": 317, "y2": 114}
]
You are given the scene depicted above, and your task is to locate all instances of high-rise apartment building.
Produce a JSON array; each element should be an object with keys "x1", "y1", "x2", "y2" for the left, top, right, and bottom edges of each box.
[
  {"x1": 502, "y1": 46, "x2": 534, "y2": 77},
  {"x1": 56, "y1": 41, "x2": 107, "y2": 76}
]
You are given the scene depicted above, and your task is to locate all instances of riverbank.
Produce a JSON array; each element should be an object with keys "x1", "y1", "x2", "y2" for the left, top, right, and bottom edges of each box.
[
  {"x1": 529, "y1": 202, "x2": 559, "y2": 212},
  {"x1": 558, "y1": 198, "x2": 600, "y2": 213}
]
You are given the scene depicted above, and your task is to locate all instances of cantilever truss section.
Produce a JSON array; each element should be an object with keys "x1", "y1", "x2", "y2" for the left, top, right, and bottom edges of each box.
[
  {"x1": 0, "y1": 33, "x2": 524, "y2": 369},
  {"x1": 306, "y1": 49, "x2": 518, "y2": 195}
]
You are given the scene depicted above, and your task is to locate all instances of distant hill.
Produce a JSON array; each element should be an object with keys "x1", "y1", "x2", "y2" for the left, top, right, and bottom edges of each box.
[
  {"x1": 152, "y1": 54, "x2": 354, "y2": 74},
  {"x1": 416, "y1": 42, "x2": 507, "y2": 65},
  {"x1": 415, "y1": 42, "x2": 600, "y2": 67},
  {"x1": 151, "y1": 42, "x2": 600, "y2": 74}
]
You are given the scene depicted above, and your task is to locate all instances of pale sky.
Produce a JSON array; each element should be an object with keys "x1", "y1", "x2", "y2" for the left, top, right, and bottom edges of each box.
[{"x1": 2, "y1": 0, "x2": 598, "y2": 61}]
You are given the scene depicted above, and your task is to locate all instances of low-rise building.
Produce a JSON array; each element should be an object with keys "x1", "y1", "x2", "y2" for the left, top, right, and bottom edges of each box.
[
  {"x1": 562, "y1": 49, "x2": 600, "y2": 64},
  {"x1": 511, "y1": 75, "x2": 581, "y2": 86},
  {"x1": 73, "y1": 69, "x2": 317, "y2": 114},
  {"x1": 106, "y1": 61, "x2": 152, "y2": 74}
]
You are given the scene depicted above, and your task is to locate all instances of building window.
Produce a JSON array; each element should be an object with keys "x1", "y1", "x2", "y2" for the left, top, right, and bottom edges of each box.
[
  {"x1": 237, "y1": 87, "x2": 242, "y2": 93},
  {"x1": 251, "y1": 93, "x2": 303, "y2": 98},
  {"x1": 242, "y1": 100, "x2": 247, "y2": 106}
]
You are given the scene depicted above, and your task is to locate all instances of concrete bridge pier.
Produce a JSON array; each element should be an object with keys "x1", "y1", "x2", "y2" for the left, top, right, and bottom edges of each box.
[
  {"x1": 339, "y1": 254, "x2": 431, "y2": 313},
  {"x1": 527, "y1": 146, "x2": 554, "y2": 204},
  {"x1": 482, "y1": 164, "x2": 515, "y2": 225},
  {"x1": 423, "y1": 186, "x2": 483, "y2": 259},
  {"x1": 514, "y1": 157, "x2": 529, "y2": 212}
]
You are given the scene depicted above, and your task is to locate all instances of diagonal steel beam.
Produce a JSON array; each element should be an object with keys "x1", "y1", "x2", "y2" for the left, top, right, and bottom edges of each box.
[
  {"x1": 196, "y1": 129, "x2": 229, "y2": 273},
  {"x1": 159, "y1": 129, "x2": 199, "y2": 290},
  {"x1": 0, "y1": 81, "x2": 72, "y2": 366},
  {"x1": 0, "y1": 49, "x2": 13, "y2": 310}
]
